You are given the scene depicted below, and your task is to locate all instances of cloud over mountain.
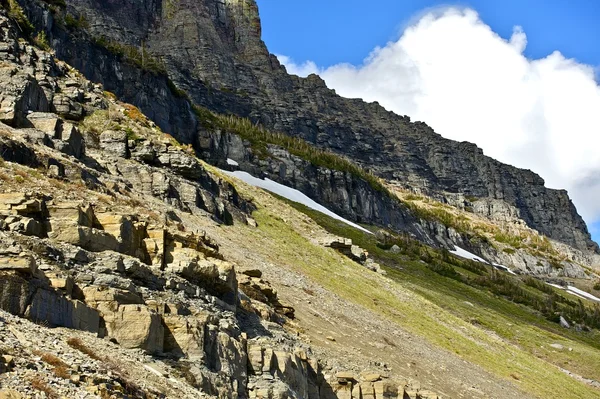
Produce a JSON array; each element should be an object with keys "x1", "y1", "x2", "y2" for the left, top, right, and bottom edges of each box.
[{"x1": 278, "y1": 8, "x2": 600, "y2": 224}]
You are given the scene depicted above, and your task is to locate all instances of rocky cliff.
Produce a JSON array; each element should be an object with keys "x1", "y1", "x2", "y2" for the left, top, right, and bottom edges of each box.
[
  {"x1": 14, "y1": 0, "x2": 597, "y2": 255},
  {"x1": 0, "y1": 9, "x2": 450, "y2": 397},
  {"x1": 4, "y1": 5, "x2": 600, "y2": 398}
]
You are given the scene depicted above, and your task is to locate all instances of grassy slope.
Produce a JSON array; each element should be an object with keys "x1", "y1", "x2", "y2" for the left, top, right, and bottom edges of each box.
[{"x1": 214, "y1": 174, "x2": 600, "y2": 398}]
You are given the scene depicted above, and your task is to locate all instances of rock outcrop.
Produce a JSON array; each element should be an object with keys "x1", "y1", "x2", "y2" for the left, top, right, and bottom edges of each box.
[
  {"x1": 0, "y1": 10, "x2": 447, "y2": 396},
  {"x1": 14, "y1": 0, "x2": 596, "y2": 254}
]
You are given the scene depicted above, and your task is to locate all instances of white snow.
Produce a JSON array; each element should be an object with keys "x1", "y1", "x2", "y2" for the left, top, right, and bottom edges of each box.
[
  {"x1": 493, "y1": 263, "x2": 518, "y2": 275},
  {"x1": 547, "y1": 283, "x2": 564, "y2": 290},
  {"x1": 223, "y1": 170, "x2": 373, "y2": 234},
  {"x1": 226, "y1": 158, "x2": 239, "y2": 166},
  {"x1": 450, "y1": 246, "x2": 487, "y2": 263},
  {"x1": 567, "y1": 286, "x2": 600, "y2": 303},
  {"x1": 450, "y1": 246, "x2": 518, "y2": 275},
  {"x1": 545, "y1": 283, "x2": 600, "y2": 303}
]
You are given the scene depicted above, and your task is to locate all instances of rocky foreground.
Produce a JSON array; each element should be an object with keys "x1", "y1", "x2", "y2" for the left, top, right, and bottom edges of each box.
[{"x1": 0, "y1": 8, "x2": 445, "y2": 398}]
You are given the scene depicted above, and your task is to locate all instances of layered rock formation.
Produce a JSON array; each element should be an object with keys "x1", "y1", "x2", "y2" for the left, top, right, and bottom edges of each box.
[
  {"x1": 14, "y1": 0, "x2": 597, "y2": 255},
  {"x1": 0, "y1": 10, "x2": 445, "y2": 396}
]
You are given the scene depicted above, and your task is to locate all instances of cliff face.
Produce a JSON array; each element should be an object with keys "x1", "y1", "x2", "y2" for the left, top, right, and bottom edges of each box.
[{"x1": 18, "y1": 0, "x2": 597, "y2": 253}]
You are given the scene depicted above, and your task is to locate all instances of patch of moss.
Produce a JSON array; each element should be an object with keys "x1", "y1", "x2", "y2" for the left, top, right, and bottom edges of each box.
[{"x1": 93, "y1": 36, "x2": 166, "y2": 75}]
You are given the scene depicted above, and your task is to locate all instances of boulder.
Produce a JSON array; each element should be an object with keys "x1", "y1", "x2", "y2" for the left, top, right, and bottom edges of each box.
[
  {"x1": 25, "y1": 112, "x2": 59, "y2": 135},
  {"x1": 162, "y1": 312, "x2": 209, "y2": 360},
  {"x1": 52, "y1": 94, "x2": 83, "y2": 120},
  {"x1": 0, "y1": 253, "x2": 37, "y2": 275},
  {"x1": 99, "y1": 130, "x2": 129, "y2": 158},
  {"x1": 166, "y1": 248, "x2": 237, "y2": 304},
  {"x1": 0, "y1": 272, "x2": 31, "y2": 315},
  {"x1": 103, "y1": 304, "x2": 164, "y2": 354},
  {"x1": 56, "y1": 121, "x2": 85, "y2": 158},
  {"x1": 26, "y1": 289, "x2": 100, "y2": 334}
]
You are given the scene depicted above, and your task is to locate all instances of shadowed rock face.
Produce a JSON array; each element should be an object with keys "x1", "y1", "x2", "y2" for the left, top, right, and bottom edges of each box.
[{"x1": 18, "y1": 0, "x2": 597, "y2": 253}]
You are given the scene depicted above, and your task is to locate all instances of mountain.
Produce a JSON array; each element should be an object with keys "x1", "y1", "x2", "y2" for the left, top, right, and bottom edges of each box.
[{"x1": 1, "y1": 1, "x2": 600, "y2": 398}]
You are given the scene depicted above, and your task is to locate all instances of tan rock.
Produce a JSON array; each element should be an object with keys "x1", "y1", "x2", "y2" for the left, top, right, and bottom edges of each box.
[
  {"x1": 374, "y1": 381, "x2": 398, "y2": 398},
  {"x1": 361, "y1": 382, "x2": 375, "y2": 399},
  {"x1": 0, "y1": 253, "x2": 36, "y2": 275},
  {"x1": 248, "y1": 345, "x2": 264, "y2": 375},
  {"x1": 82, "y1": 286, "x2": 143, "y2": 305},
  {"x1": 47, "y1": 273, "x2": 74, "y2": 295},
  {"x1": 333, "y1": 383, "x2": 353, "y2": 399},
  {"x1": 0, "y1": 390, "x2": 24, "y2": 399},
  {"x1": 103, "y1": 304, "x2": 164, "y2": 354},
  {"x1": 162, "y1": 313, "x2": 208, "y2": 360},
  {"x1": 416, "y1": 390, "x2": 439, "y2": 399},
  {"x1": 47, "y1": 202, "x2": 95, "y2": 227},
  {"x1": 26, "y1": 112, "x2": 59, "y2": 135},
  {"x1": 336, "y1": 371, "x2": 357, "y2": 381},
  {"x1": 262, "y1": 348, "x2": 274, "y2": 373},
  {"x1": 361, "y1": 372, "x2": 382, "y2": 382}
]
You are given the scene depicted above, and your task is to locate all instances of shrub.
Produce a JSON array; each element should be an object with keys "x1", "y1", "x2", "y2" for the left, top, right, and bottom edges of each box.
[
  {"x1": 30, "y1": 376, "x2": 58, "y2": 398},
  {"x1": 4, "y1": 0, "x2": 34, "y2": 35},
  {"x1": 67, "y1": 337, "x2": 103, "y2": 360},
  {"x1": 33, "y1": 30, "x2": 50, "y2": 51},
  {"x1": 64, "y1": 13, "x2": 88, "y2": 29},
  {"x1": 93, "y1": 36, "x2": 166, "y2": 74},
  {"x1": 37, "y1": 352, "x2": 70, "y2": 380}
]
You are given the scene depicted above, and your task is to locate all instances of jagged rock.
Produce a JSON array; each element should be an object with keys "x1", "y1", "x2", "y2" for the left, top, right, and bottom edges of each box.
[
  {"x1": 243, "y1": 269, "x2": 263, "y2": 278},
  {"x1": 25, "y1": 112, "x2": 59, "y2": 135},
  {"x1": 162, "y1": 312, "x2": 208, "y2": 360},
  {"x1": 26, "y1": 289, "x2": 100, "y2": 333},
  {"x1": 104, "y1": 304, "x2": 164, "y2": 354},
  {"x1": 166, "y1": 247, "x2": 237, "y2": 304},
  {"x1": 0, "y1": 253, "x2": 36, "y2": 275},
  {"x1": 99, "y1": 130, "x2": 129, "y2": 158},
  {"x1": 52, "y1": 94, "x2": 83, "y2": 120}
]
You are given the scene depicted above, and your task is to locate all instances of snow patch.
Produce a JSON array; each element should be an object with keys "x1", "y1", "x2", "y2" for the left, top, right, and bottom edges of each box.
[
  {"x1": 492, "y1": 262, "x2": 517, "y2": 275},
  {"x1": 451, "y1": 246, "x2": 516, "y2": 275},
  {"x1": 567, "y1": 286, "x2": 600, "y2": 303},
  {"x1": 545, "y1": 283, "x2": 600, "y2": 303},
  {"x1": 450, "y1": 246, "x2": 487, "y2": 263},
  {"x1": 547, "y1": 283, "x2": 564, "y2": 290},
  {"x1": 223, "y1": 170, "x2": 373, "y2": 234},
  {"x1": 226, "y1": 158, "x2": 239, "y2": 166}
]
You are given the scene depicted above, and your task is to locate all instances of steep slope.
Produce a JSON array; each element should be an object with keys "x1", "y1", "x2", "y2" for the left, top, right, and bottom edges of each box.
[
  {"x1": 14, "y1": 0, "x2": 597, "y2": 254},
  {"x1": 2, "y1": 7, "x2": 600, "y2": 399}
]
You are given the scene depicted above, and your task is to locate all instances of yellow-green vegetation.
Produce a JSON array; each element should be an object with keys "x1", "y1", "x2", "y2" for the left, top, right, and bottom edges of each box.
[
  {"x1": 63, "y1": 13, "x2": 88, "y2": 29},
  {"x1": 396, "y1": 188, "x2": 565, "y2": 264},
  {"x1": 231, "y1": 192, "x2": 600, "y2": 398},
  {"x1": 93, "y1": 36, "x2": 166, "y2": 74},
  {"x1": 193, "y1": 105, "x2": 393, "y2": 197},
  {"x1": 2, "y1": 0, "x2": 34, "y2": 35},
  {"x1": 33, "y1": 30, "x2": 50, "y2": 51}
]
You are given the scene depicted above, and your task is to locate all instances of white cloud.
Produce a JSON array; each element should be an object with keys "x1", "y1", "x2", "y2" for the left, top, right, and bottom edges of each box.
[
  {"x1": 276, "y1": 55, "x2": 319, "y2": 77},
  {"x1": 279, "y1": 8, "x2": 600, "y2": 224}
]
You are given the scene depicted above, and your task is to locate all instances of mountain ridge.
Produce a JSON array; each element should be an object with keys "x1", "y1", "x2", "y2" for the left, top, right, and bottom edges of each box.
[{"x1": 17, "y1": 0, "x2": 597, "y2": 255}]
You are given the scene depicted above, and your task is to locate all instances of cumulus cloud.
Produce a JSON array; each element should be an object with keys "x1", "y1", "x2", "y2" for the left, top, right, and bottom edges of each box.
[{"x1": 278, "y1": 8, "x2": 600, "y2": 224}]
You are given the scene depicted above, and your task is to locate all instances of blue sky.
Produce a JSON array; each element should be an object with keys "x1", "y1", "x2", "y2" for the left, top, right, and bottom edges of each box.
[
  {"x1": 256, "y1": 0, "x2": 600, "y2": 244},
  {"x1": 256, "y1": 0, "x2": 600, "y2": 69}
]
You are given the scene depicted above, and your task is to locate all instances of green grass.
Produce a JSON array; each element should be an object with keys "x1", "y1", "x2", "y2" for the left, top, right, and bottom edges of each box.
[
  {"x1": 3, "y1": 0, "x2": 34, "y2": 35},
  {"x1": 242, "y1": 199, "x2": 600, "y2": 399},
  {"x1": 93, "y1": 36, "x2": 166, "y2": 75},
  {"x1": 192, "y1": 105, "x2": 393, "y2": 198}
]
